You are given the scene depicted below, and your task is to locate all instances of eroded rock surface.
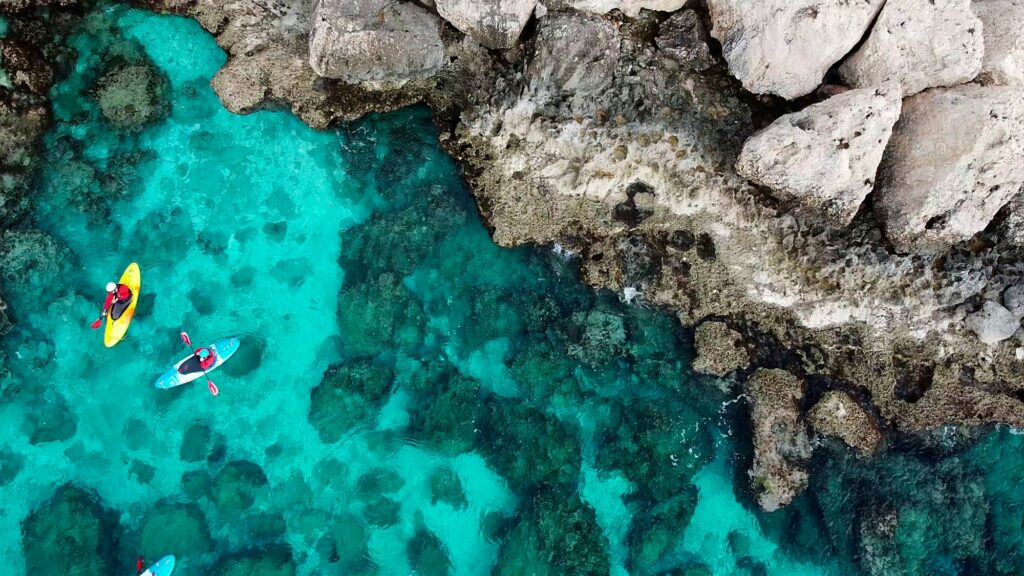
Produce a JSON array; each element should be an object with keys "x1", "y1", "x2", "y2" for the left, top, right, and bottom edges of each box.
[
  {"x1": 692, "y1": 320, "x2": 748, "y2": 376},
  {"x1": 974, "y1": 0, "x2": 1024, "y2": 87},
  {"x1": 559, "y1": 0, "x2": 686, "y2": 17},
  {"x1": 528, "y1": 11, "x2": 619, "y2": 108},
  {"x1": 655, "y1": 9, "x2": 714, "y2": 72},
  {"x1": 736, "y1": 86, "x2": 901, "y2": 225},
  {"x1": 875, "y1": 85, "x2": 1024, "y2": 252},
  {"x1": 839, "y1": 0, "x2": 983, "y2": 96},
  {"x1": 808, "y1": 390, "x2": 882, "y2": 456},
  {"x1": 707, "y1": 0, "x2": 884, "y2": 99},
  {"x1": 746, "y1": 368, "x2": 811, "y2": 511},
  {"x1": 966, "y1": 300, "x2": 1020, "y2": 344},
  {"x1": 309, "y1": 0, "x2": 445, "y2": 85},
  {"x1": 435, "y1": 0, "x2": 537, "y2": 49}
]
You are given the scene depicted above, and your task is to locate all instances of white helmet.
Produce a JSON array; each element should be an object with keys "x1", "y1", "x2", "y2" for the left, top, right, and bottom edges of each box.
[{"x1": 106, "y1": 282, "x2": 116, "y2": 293}]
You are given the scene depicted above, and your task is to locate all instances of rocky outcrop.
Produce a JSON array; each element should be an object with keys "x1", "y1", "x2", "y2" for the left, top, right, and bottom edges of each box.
[
  {"x1": 746, "y1": 368, "x2": 811, "y2": 511},
  {"x1": 309, "y1": 0, "x2": 446, "y2": 85},
  {"x1": 435, "y1": 0, "x2": 537, "y2": 49},
  {"x1": 736, "y1": 86, "x2": 902, "y2": 226},
  {"x1": 807, "y1": 390, "x2": 882, "y2": 456},
  {"x1": 875, "y1": 85, "x2": 1024, "y2": 252},
  {"x1": 655, "y1": 9, "x2": 714, "y2": 72},
  {"x1": 966, "y1": 300, "x2": 1020, "y2": 344},
  {"x1": 706, "y1": 0, "x2": 885, "y2": 99},
  {"x1": 692, "y1": 320, "x2": 749, "y2": 376},
  {"x1": 560, "y1": 0, "x2": 686, "y2": 17},
  {"x1": 974, "y1": 0, "x2": 1024, "y2": 87},
  {"x1": 528, "y1": 11, "x2": 619, "y2": 107},
  {"x1": 839, "y1": 0, "x2": 984, "y2": 96}
]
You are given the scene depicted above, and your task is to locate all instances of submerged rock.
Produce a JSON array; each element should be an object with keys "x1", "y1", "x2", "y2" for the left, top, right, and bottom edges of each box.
[
  {"x1": 476, "y1": 399, "x2": 582, "y2": 490},
  {"x1": 839, "y1": 0, "x2": 983, "y2": 96},
  {"x1": 137, "y1": 503, "x2": 214, "y2": 561},
  {"x1": 407, "y1": 517, "x2": 450, "y2": 576},
  {"x1": 736, "y1": 86, "x2": 902, "y2": 225},
  {"x1": 308, "y1": 359, "x2": 393, "y2": 443},
  {"x1": 0, "y1": 230, "x2": 72, "y2": 309},
  {"x1": 435, "y1": 0, "x2": 537, "y2": 49},
  {"x1": 746, "y1": 368, "x2": 811, "y2": 512},
  {"x1": 212, "y1": 545, "x2": 297, "y2": 576},
  {"x1": 21, "y1": 484, "x2": 120, "y2": 575},
  {"x1": 93, "y1": 59, "x2": 171, "y2": 130},
  {"x1": 211, "y1": 460, "x2": 269, "y2": 518},
  {"x1": 807, "y1": 390, "x2": 882, "y2": 456},
  {"x1": 875, "y1": 85, "x2": 1024, "y2": 252},
  {"x1": 691, "y1": 320, "x2": 749, "y2": 377},
  {"x1": 706, "y1": 0, "x2": 884, "y2": 99},
  {"x1": 974, "y1": 0, "x2": 1024, "y2": 87},
  {"x1": 309, "y1": 0, "x2": 445, "y2": 85}
]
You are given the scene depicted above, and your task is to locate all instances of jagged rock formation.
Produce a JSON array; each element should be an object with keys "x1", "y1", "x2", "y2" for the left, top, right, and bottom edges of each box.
[
  {"x1": 692, "y1": 320, "x2": 748, "y2": 377},
  {"x1": 839, "y1": 0, "x2": 984, "y2": 96},
  {"x1": 875, "y1": 85, "x2": 1024, "y2": 252},
  {"x1": 807, "y1": 390, "x2": 882, "y2": 456},
  {"x1": 654, "y1": 9, "x2": 713, "y2": 72},
  {"x1": 735, "y1": 86, "x2": 902, "y2": 225},
  {"x1": 435, "y1": 0, "x2": 537, "y2": 49},
  {"x1": 745, "y1": 368, "x2": 811, "y2": 511},
  {"x1": 309, "y1": 0, "x2": 446, "y2": 85},
  {"x1": 974, "y1": 0, "x2": 1024, "y2": 87},
  {"x1": 706, "y1": 0, "x2": 885, "y2": 99}
]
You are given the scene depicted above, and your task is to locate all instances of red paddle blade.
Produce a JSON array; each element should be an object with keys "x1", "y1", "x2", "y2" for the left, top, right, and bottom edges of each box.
[
  {"x1": 208, "y1": 380, "x2": 219, "y2": 396},
  {"x1": 90, "y1": 319, "x2": 102, "y2": 329},
  {"x1": 180, "y1": 331, "x2": 192, "y2": 346}
]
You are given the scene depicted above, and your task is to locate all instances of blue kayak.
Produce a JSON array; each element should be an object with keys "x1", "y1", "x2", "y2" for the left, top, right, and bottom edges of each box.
[
  {"x1": 141, "y1": 555, "x2": 175, "y2": 576},
  {"x1": 154, "y1": 337, "x2": 240, "y2": 389}
]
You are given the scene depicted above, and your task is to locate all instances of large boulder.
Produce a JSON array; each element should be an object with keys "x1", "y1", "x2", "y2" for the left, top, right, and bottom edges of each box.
[
  {"x1": 309, "y1": 0, "x2": 446, "y2": 85},
  {"x1": 655, "y1": 9, "x2": 714, "y2": 72},
  {"x1": 874, "y1": 85, "x2": 1024, "y2": 252},
  {"x1": 839, "y1": 0, "x2": 983, "y2": 96},
  {"x1": 706, "y1": 0, "x2": 885, "y2": 99},
  {"x1": 807, "y1": 390, "x2": 882, "y2": 456},
  {"x1": 528, "y1": 12, "x2": 619, "y2": 105},
  {"x1": 560, "y1": 0, "x2": 686, "y2": 16},
  {"x1": 435, "y1": 0, "x2": 537, "y2": 49},
  {"x1": 973, "y1": 0, "x2": 1024, "y2": 87},
  {"x1": 746, "y1": 368, "x2": 811, "y2": 511},
  {"x1": 966, "y1": 300, "x2": 1020, "y2": 344},
  {"x1": 736, "y1": 86, "x2": 902, "y2": 225}
]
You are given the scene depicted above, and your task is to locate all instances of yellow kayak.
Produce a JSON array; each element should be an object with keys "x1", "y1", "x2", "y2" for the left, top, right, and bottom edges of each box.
[{"x1": 104, "y1": 262, "x2": 141, "y2": 348}]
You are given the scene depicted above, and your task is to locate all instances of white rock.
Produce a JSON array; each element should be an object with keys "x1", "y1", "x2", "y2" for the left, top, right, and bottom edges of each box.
[
  {"x1": 874, "y1": 85, "x2": 1024, "y2": 252},
  {"x1": 563, "y1": 0, "x2": 685, "y2": 16},
  {"x1": 974, "y1": 0, "x2": 1024, "y2": 86},
  {"x1": 435, "y1": 0, "x2": 538, "y2": 49},
  {"x1": 309, "y1": 0, "x2": 445, "y2": 84},
  {"x1": 966, "y1": 301, "x2": 1020, "y2": 344},
  {"x1": 839, "y1": 0, "x2": 983, "y2": 96},
  {"x1": 736, "y1": 86, "x2": 902, "y2": 225},
  {"x1": 706, "y1": 0, "x2": 885, "y2": 100}
]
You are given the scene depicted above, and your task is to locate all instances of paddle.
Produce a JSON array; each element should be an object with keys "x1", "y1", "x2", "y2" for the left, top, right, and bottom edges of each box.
[
  {"x1": 90, "y1": 317, "x2": 103, "y2": 329},
  {"x1": 180, "y1": 331, "x2": 220, "y2": 396}
]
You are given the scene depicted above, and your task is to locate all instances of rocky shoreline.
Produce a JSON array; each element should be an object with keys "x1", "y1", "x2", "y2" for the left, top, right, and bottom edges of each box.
[{"x1": 5, "y1": 0, "x2": 1024, "y2": 515}]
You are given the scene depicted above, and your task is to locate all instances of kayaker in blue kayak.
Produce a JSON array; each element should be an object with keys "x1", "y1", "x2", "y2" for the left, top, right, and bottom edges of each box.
[{"x1": 196, "y1": 348, "x2": 216, "y2": 370}]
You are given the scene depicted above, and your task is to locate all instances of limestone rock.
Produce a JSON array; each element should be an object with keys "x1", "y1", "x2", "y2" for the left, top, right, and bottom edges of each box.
[
  {"x1": 874, "y1": 85, "x2": 1024, "y2": 252},
  {"x1": 435, "y1": 0, "x2": 537, "y2": 49},
  {"x1": 529, "y1": 11, "x2": 619, "y2": 104},
  {"x1": 562, "y1": 0, "x2": 686, "y2": 17},
  {"x1": 807, "y1": 391, "x2": 882, "y2": 456},
  {"x1": 974, "y1": 0, "x2": 1024, "y2": 86},
  {"x1": 692, "y1": 320, "x2": 749, "y2": 376},
  {"x1": 309, "y1": 0, "x2": 445, "y2": 85},
  {"x1": 746, "y1": 368, "x2": 811, "y2": 511},
  {"x1": 736, "y1": 86, "x2": 901, "y2": 225},
  {"x1": 966, "y1": 300, "x2": 1020, "y2": 344},
  {"x1": 655, "y1": 9, "x2": 714, "y2": 72},
  {"x1": 839, "y1": 0, "x2": 983, "y2": 96},
  {"x1": 1002, "y1": 192, "x2": 1024, "y2": 246},
  {"x1": 706, "y1": 0, "x2": 885, "y2": 99}
]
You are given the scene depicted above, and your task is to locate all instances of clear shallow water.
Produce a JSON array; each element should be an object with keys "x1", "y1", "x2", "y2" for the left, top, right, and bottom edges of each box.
[{"x1": 3, "y1": 5, "x2": 1024, "y2": 576}]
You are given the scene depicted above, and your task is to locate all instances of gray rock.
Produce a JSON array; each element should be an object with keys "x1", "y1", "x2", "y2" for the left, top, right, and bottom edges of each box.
[
  {"x1": 746, "y1": 368, "x2": 811, "y2": 511},
  {"x1": 309, "y1": 0, "x2": 445, "y2": 85},
  {"x1": 966, "y1": 300, "x2": 1020, "y2": 344},
  {"x1": 1002, "y1": 191, "x2": 1024, "y2": 246},
  {"x1": 839, "y1": 0, "x2": 983, "y2": 96},
  {"x1": 435, "y1": 0, "x2": 537, "y2": 49},
  {"x1": 529, "y1": 12, "x2": 619, "y2": 103},
  {"x1": 974, "y1": 0, "x2": 1024, "y2": 87},
  {"x1": 807, "y1": 391, "x2": 882, "y2": 456},
  {"x1": 736, "y1": 86, "x2": 902, "y2": 225},
  {"x1": 692, "y1": 320, "x2": 749, "y2": 376},
  {"x1": 874, "y1": 85, "x2": 1024, "y2": 252},
  {"x1": 707, "y1": 0, "x2": 885, "y2": 99},
  {"x1": 655, "y1": 9, "x2": 714, "y2": 72},
  {"x1": 1003, "y1": 282, "x2": 1024, "y2": 319},
  {"x1": 560, "y1": 0, "x2": 686, "y2": 16}
]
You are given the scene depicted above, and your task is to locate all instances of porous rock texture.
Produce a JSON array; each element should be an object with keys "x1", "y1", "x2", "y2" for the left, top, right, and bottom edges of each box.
[
  {"x1": 706, "y1": 0, "x2": 885, "y2": 99},
  {"x1": 692, "y1": 320, "x2": 748, "y2": 377},
  {"x1": 973, "y1": 0, "x2": 1024, "y2": 87},
  {"x1": 434, "y1": 0, "x2": 537, "y2": 49},
  {"x1": 807, "y1": 390, "x2": 882, "y2": 456},
  {"x1": 735, "y1": 86, "x2": 902, "y2": 226},
  {"x1": 745, "y1": 368, "x2": 811, "y2": 511},
  {"x1": 874, "y1": 85, "x2": 1024, "y2": 252},
  {"x1": 309, "y1": 0, "x2": 446, "y2": 85},
  {"x1": 839, "y1": 0, "x2": 984, "y2": 96}
]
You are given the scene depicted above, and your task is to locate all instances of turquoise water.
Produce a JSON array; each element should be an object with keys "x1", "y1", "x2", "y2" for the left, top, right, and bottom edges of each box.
[{"x1": 3, "y1": 5, "x2": 1024, "y2": 576}]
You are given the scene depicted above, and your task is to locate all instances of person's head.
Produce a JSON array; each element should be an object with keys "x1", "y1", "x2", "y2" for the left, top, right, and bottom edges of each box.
[
  {"x1": 106, "y1": 282, "x2": 116, "y2": 293},
  {"x1": 198, "y1": 349, "x2": 211, "y2": 360}
]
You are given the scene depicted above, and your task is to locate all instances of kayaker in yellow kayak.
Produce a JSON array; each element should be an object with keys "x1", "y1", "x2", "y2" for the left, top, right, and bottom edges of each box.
[{"x1": 91, "y1": 281, "x2": 133, "y2": 328}]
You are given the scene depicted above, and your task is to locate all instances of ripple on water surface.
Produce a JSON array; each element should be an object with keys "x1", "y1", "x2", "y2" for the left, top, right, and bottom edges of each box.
[{"x1": 8, "y1": 5, "x2": 1024, "y2": 576}]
